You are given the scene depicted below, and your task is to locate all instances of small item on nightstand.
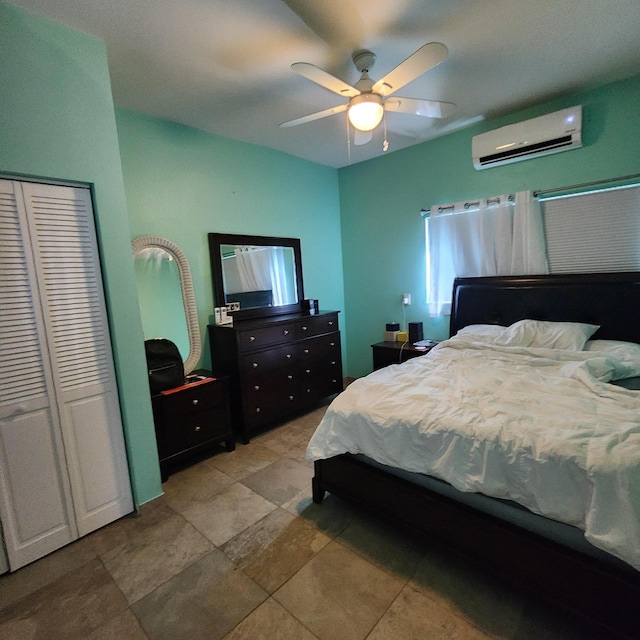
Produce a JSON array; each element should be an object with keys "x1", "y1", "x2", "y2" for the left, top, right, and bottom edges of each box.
[
  {"x1": 408, "y1": 321, "x2": 423, "y2": 343},
  {"x1": 396, "y1": 331, "x2": 409, "y2": 342},
  {"x1": 413, "y1": 339, "x2": 438, "y2": 347},
  {"x1": 386, "y1": 322, "x2": 400, "y2": 331},
  {"x1": 383, "y1": 330, "x2": 399, "y2": 341}
]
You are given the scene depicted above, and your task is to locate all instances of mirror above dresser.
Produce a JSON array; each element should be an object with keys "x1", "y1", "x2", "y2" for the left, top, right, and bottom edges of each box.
[{"x1": 208, "y1": 233, "x2": 304, "y2": 320}]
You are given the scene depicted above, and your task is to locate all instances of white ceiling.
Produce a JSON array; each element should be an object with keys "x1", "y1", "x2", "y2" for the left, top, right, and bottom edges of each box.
[{"x1": 8, "y1": 0, "x2": 640, "y2": 168}]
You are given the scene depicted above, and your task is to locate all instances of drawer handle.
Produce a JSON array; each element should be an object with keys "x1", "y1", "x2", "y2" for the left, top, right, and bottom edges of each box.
[
  {"x1": 331, "y1": 360, "x2": 336, "y2": 365},
  {"x1": 304, "y1": 349, "x2": 309, "y2": 354},
  {"x1": 194, "y1": 425, "x2": 201, "y2": 432},
  {"x1": 192, "y1": 399, "x2": 199, "y2": 406},
  {"x1": 302, "y1": 325, "x2": 308, "y2": 331},
  {"x1": 332, "y1": 379, "x2": 337, "y2": 383},
  {"x1": 306, "y1": 388, "x2": 311, "y2": 393},
  {"x1": 305, "y1": 369, "x2": 311, "y2": 374},
  {"x1": 256, "y1": 407, "x2": 261, "y2": 413},
  {"x1": 328, "y1": 321, "x2": 334, "y2": 326},
  {"x1": 287, "y1": 375, "x2": 293, "y2": 380},
  {"x1": 283, "y1": 329, "x2": 289, "y2": 335},
  {"x1": 249, "y1": 336, "x2": 256, "y2": 341},
  {"x1": 286, "y1": 353, "x2": 292, "y2": 359},
  {"x1": 330, "y1": 342, "x2": 335, "y2": 347},
  {"x1": 254, "y1": 385, "x2": 260, "y2": 391},
  {"x1": 289, "y1": 395, "x2": 294, "y2": 401},
  {"x1": 252, "y1": 362, "x2": 258, "y2": 368}
]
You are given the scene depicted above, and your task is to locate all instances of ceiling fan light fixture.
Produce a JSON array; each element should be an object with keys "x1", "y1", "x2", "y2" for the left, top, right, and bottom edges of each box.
[{"x1": 348, "y1": 94, "x2": 384, "y2": 132}]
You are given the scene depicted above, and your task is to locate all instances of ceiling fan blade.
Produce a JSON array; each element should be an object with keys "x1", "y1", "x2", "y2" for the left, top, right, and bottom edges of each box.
[
  {"x1": 372, "y1": 43, "x2": 448, "y2": 97},
  {"x1": 279, "y1": 103, "x2": 348, "y2": 128},
  {"x1": 353, "y1": 129, "x2": 373, "y2": 146},
  {"x1": 291, "y1": 62, "x2": 360, "y2": 98},
  {"x1": 385, "y1": 97, "x2": 456, "y2": 119}
]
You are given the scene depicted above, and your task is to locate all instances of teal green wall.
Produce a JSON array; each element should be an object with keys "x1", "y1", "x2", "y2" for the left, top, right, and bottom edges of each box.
[
  {"x1": 338, "y1": 75, "x2": 640, "y2": 376},
  {"x1": 115, "y1": 109, "x2": 345, "y2": 371},
  {"x1": 0, "y1": 4, "x2": 162, "y2": 505}
]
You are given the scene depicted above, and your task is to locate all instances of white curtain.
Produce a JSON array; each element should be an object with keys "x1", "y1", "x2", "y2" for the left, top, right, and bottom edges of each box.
[
  {"x1": 234, "y1": 246, "x2": 295, "y2": 306},
  {"x1": 234, "y1": 246, "x2": 272, "y2": 292},
  {"x1": 266, "y1": 246, "x2": 297, "y2": 306},
  {"x1": 427, "y1": 190, "x2": 548, "y2": 316}
]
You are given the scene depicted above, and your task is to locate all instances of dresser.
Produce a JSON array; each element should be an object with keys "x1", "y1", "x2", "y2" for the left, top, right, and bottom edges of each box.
[
  {"x1": 209, "y1": 311, "x2": 343, "y2": 443},
  {"x1": 151, "y1": 372, "x2": 234, "y2": 481}
]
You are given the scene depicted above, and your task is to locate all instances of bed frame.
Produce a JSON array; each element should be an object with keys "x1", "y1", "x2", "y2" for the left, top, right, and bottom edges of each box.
[{"x1": 312, "y1": 272, "x2": 640, "y2": 639}]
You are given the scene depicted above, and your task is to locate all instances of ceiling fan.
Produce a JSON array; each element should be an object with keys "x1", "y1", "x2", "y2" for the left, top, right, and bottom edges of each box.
[{"x1": 280, "y1": 43, "x2": 455, "y2": 146}]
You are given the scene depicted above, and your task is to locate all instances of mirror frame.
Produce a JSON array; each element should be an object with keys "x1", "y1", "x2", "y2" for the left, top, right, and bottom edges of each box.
[
  {"x1": 208, "y1": 232, "x2": 304, "y2": 321},
  {"x1": 132, "y1": 235, "x2": 201, "y2": 374}
]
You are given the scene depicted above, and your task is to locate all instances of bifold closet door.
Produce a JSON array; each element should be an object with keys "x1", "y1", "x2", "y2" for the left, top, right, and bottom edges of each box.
[{"x1": 0, "y1": 179, "x2": 133, "y2": 570}]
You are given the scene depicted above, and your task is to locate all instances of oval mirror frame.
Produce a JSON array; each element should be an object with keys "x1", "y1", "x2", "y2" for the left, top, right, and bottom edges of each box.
[{"x1": 132, "y1": 236, "x2": 201, "y2": 374}]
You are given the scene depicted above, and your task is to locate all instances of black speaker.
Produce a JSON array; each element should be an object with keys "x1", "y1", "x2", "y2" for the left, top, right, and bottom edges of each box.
[
  {"x1": 408, "y1": 322, "x2": 423, "y2": 343},
  {"x1": 303, "y1": 299, "x2": 319, "y2": 314}
]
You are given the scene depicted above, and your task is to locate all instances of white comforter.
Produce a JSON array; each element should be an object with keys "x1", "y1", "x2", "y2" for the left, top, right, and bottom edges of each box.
[{"x1": 306, "y1": 335, "x2": 640, "y2": 570}]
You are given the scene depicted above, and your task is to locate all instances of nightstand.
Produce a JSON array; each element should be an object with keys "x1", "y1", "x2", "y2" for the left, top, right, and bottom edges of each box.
[
  {"x1": 371, "y1": 341, "x2": 436, "y2": 370},
  {"x1": 151, "y1": 371, "x2": 235, "y2": 481}
]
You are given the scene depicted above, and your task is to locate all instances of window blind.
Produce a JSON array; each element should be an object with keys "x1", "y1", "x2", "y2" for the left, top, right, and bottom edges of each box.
[{"x1": 541, "y1": 185, "x2": 640, "y2": 273}]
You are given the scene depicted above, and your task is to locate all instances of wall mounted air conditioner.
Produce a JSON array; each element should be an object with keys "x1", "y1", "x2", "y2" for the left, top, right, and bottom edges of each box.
[{"x1": 472, "y1": 105, "x2": 582, "y2": 170}]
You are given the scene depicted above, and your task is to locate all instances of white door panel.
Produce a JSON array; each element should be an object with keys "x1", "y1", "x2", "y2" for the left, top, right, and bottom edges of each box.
[
  {"x1": 62, "y1": 389, "x2": 133, "y2": 535},
  {"x1": 0, "y1": 408, "x2": 75, "y2": 568},
  {"x1": 0, "y1": 179, "x2": 133, "y2": 571}
]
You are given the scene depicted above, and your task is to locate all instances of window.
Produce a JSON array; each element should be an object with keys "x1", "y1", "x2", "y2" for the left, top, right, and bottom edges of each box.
[
  {"x1": 425, "y1": 184, "x2": 640, "y2": 316},
  {"x1": 541, "y1": 184, "x2": 640, "y2": 273},
  {"x1": 425, "y1": 191, "x2": 547, "y2": 315}
]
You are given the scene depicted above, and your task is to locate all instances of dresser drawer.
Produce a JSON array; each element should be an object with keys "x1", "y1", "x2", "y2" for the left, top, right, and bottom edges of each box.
[
  {"x1": 243, "y1": 389, "x2": 301, "y2": 428},
  {"x1": 242, "y1": 344, "x2": 297, "y2": 373},
  {"x1": 244, "y1": 368, "x2": 298, "y2": 395},
  {"x1": 300, "y1": 367, "x2": 343, "y2": 404},
  {"x1": 299, "y1": 332, "x2": 341, "y2": 365},
  {"x1": 295, "y1": 314, "x2": 338, "y2": 339},
  {"x1": 238, "y1": 323, "x2": 295, "y2": 350}
]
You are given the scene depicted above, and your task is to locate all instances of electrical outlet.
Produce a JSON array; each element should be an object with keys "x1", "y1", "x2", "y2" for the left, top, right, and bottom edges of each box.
[
  {"x1": 402, "y1": 293, "x2": 411, "y2": 305},
  {"x1": 227, "y1": 302, "x2": 240, "y2": 312}
]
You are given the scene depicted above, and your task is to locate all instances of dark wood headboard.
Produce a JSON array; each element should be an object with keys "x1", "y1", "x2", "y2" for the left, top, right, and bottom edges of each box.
[{"x1": 450, "y1": 272, "x2": 640, "y2": 344}]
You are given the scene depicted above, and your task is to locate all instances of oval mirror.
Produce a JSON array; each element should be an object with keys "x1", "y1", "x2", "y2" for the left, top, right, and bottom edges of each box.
[{"x1": 132, "y1": 236, "x2": 201, "y2": 374}]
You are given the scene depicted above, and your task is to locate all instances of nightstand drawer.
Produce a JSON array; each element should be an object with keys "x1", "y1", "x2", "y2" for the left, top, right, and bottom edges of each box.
[
  {"x1": 162, "y1": 408, "x2": 229, "y2": 456},
  {"x1": 163, "y1": 381, "x2": 224, "y2": 422}
]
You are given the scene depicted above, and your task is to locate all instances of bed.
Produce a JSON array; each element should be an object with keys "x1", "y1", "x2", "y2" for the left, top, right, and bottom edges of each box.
[{"x1": 307, "y1": 272, "x2": 640, "y2": 639}]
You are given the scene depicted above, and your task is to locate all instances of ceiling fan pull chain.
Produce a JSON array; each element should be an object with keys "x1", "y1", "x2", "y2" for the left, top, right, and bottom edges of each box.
[
  {"x1": 345, "y1": 112, "x2": 352, "y2": 165},
  {"x1": 383, "y1": 111, "x2": 389, "y2": 152}
]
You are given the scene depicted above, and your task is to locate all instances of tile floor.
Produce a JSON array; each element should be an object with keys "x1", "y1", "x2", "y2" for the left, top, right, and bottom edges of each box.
[{"x1": 0, "y1": 401, "x2": 616, "y2": 639}]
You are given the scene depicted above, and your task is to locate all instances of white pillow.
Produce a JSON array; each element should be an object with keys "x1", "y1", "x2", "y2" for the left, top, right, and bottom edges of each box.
[
  {"x1": 584, "y1": 339, "x2": 640, "y2": 360},
  {"x1": 584, "y1": 339, "x2": 640, "y2": 380},
  {"x1": 495, "y1": 319, "x2": 599, "y2": 351},
  {"x1": 457, "y1": 324, "x2": 506, "y2": 342}
]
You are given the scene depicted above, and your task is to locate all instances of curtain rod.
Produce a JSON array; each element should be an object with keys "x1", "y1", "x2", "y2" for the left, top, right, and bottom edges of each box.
[
  {"x1": 533, "y1": 172, "x2": 640, "y2": 198},
  {"x1": 420, "y1": 194, "x2": 514, "y2": 218},
  {"x1": 420, "y1": 173, "x2": 640, "y2": 216}
]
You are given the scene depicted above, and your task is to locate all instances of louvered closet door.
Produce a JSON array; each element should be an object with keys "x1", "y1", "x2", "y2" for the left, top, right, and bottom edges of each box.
[
  {"x1": 0, "y1": 179, "x2": 133, "y2": 570},
  {"x1": 0, "y1": 180, "x2": 77, "y2": 569}
]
